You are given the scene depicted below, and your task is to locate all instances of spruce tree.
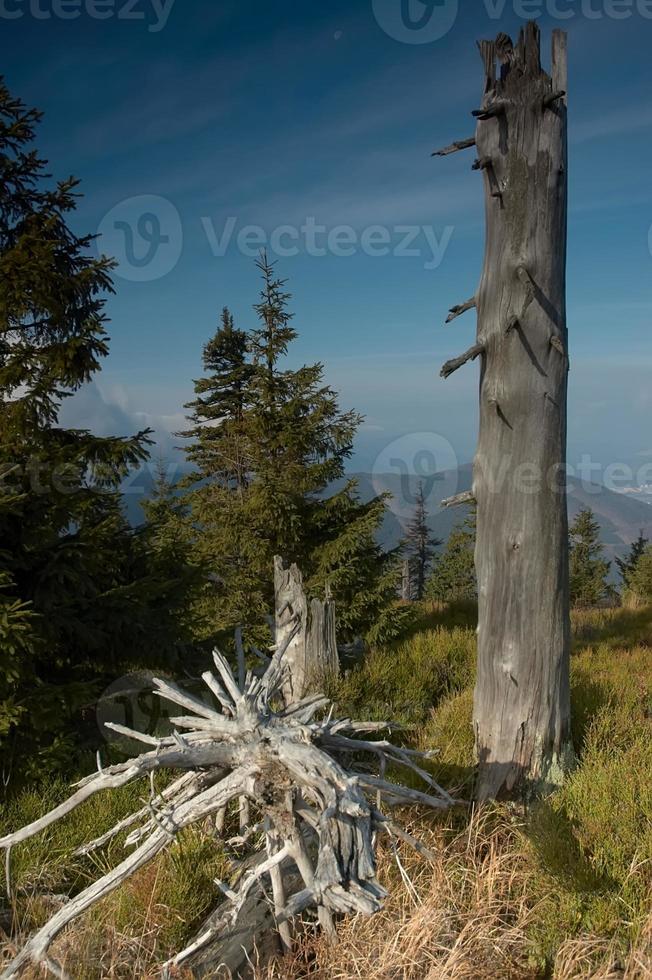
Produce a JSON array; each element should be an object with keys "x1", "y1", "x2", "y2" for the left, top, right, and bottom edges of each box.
[
  {"x1": 0, "y1": 80, "x2": 184, "y2": 785},
  {"x1": 181, "y1": 255, "x2": 408, "y2": 645},
  {"x1": 616, "y1": 531, "x2": 648, "y2": 593},
  {"x1": 182, "y1": 308, "x2": 253, "y2": 491},
  {"x1": 569, "y1": 508, "x2": 610, "y2": 607},
  {"x1": 306, "y1": 485, "x2": 410, "y2": 645},
  {"x1": 179, "y1": 306, "x2": 264, "y2": 640},
  {"x1": 246, "y1": 254, "x2": 360, "y2": 555},
  {"x1": 404, "y1": 482, "x2": 440, "y2": 600},
  {"x1": 627, "y1": 544, "x2": 652, "y2": 605},
  {"x1": 142, "y1": 457, "x2": 186, "y2": 529},
  {"x1": 425, "y1": 510, "x2": 476, "y2": 604},
  {"x1": 138, "y1": 458, "x2": 202, "y2": 649}
]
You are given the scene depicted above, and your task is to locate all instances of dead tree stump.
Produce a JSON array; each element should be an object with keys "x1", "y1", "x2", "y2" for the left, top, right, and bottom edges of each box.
[
  {"x1": 435, "y1": 23, "x2": 572, "y2": 799},
  {"x1": 274, "y1": 556, "x2": 339, "y2": 704}
]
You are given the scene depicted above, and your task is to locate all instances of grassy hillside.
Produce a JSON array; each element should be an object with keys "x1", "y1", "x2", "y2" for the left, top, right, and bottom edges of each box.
[
  {"x1": 297, "y1": 605, "x2": 652, "y2": 979},
  {"x1": 1, "y1": 604, "x2": 651, "y2": 978}
]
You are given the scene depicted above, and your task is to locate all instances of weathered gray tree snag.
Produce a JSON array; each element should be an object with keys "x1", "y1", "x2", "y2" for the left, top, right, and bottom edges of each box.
[
  {"x1": 437, "y1": 23, "x2": 572, "y2": 799},
  {"x1": 441, "y1": 490, "x2": 475, "y2": 511},
  {"x1": 274, "y1": 556, "x2": 339, "y2": 703},
  {"x1": 401, "y1": 559, "x2": 411, "y2": 602},
  {"x1": 0, "y1": 628, "x2": 455, "y2": 980}
]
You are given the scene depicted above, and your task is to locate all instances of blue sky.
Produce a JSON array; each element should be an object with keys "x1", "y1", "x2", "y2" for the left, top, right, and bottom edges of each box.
[{"x1": 4, "y1": 0, "x2": 652, "y2": 481}]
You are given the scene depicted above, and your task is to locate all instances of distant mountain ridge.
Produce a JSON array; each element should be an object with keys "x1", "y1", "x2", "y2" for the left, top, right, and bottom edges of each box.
[
  {"x1": 124, "y1": 463, "x2": 652, "y2": 573},
  {"x1": 338, "y1": 466, "x2": 652, "y2": 572}
]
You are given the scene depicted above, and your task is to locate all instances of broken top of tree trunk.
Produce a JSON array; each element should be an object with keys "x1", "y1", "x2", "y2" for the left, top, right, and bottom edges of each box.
[
  {"x1": 475, "y1": 22, "x2": 567, "y2": 108},
  {"x1": 434, "y1": 23, "x2": 572, "y2": 801},
  {"x1": 274, "y1": 556, "x2": 339, "y2": 704},
  {"x1": 0, "y1": 625, "x2": 456, "y2": 980}
]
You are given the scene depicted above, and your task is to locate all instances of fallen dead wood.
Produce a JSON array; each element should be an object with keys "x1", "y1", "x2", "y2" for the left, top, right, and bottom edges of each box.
[{"x1": 0, "y1": 624, "x2": 458, "y2": 980}]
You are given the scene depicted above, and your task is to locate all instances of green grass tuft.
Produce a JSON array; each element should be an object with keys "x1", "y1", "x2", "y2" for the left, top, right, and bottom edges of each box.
[{"x1": 334, "y1": 623, "x2": 476, "y2": 726}]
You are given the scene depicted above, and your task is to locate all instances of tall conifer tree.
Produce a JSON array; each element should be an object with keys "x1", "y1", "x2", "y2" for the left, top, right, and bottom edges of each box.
[
  {"x1": 0, "y1": 80, "x2": 184, "y2": 784},
  {"x1": 627, "y1": 544, "x2": 652, "y2": 604},
  {"x1": 181, "y1": 255, "x2": 407, "y2": 645},
  {"x1": 616, "y1": 531, "x2": 648, "y2": 594},
  {"x1": 426, "y1": 510, "x2": 477, "y2": 604},
  {"x1": 182, "y1": 308, "x2": 253, "y2": 491},
  {"x1": 179, "y1": 307, "x2": 260, "y2": 638},
  {"x1": 569, "y1": 508, "x2": 610, "y2": 607}
]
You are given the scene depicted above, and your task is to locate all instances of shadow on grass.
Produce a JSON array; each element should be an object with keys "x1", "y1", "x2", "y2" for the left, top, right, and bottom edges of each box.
[
  {"x1": 570, "y1": 678, "x2": 615, "y2": 754},
  {"x1": 380, "y1": 757, "x2": 476, "y2": 808},
  {"x1": 571, "y1": 605, "x2": 652, "y2": 651},
  {"x1": 527, "y1": 799, "x2": 615, "y2": 895}
]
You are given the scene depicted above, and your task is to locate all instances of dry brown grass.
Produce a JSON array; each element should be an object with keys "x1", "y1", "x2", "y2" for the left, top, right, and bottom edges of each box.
[
  {"x1": 0, "y1": 859, "x2": 196, "y2": 979},
  {"x1": 553, "y1": 911, "x2": 652, "y2": 980},
  {"x1": 2, "y1": 605, "x2": 651, "y2": 979},
  {"x1": 3, "y1": 803, "x2": 650, "y2": 979},
  {"x1": 3, "y1": 809, "x2": 649, "y2": 980},
  {"x1": 258, "y1": 807, "x2": 537, "y2": 980},
  {"x1": 256, "y1": 805, "x2": 652, "y2": 980}
]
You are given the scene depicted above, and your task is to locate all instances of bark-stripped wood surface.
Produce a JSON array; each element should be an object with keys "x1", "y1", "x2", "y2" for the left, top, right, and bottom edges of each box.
[
  {"x1": 274, "y1": 556, "x2": 339, "y2": 704},
  {"x1": 0, "y1": 626, "x2": 455, "y2": 979},
  {"x1": 436, "y1": 23, "x2": 572, "y2": 799}
]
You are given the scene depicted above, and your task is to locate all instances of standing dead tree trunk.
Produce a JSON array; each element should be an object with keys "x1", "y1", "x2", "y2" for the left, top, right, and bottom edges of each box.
[
  {"x1": 434, "y1": 23, "x2": 572, "y2": 799},
  {"x1": 274, "y1": 556, "x2": 339, "y2": 704},
  {"x1": 401, "y1": 559, "x2": 412, "y2": 602}
]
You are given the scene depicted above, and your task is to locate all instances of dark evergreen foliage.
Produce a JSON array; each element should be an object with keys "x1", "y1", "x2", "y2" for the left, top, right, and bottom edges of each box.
[
  {"x1": 179, "y1": 255, "x2": 409, "y2": 646},
  {"x1": 569, "y1": 507, "x2": 611, "y2": 607},
  {"x1": 616, "y1": 531, "x2": 648, "y2": 593},
  {"x1": 627, "y1": 544, "x2": 652, "y2": 603},
  {"x1": 426, "y1": 510, "x2": 476, "y2": 603},
  {"x1": 404, "y1": 482, "x2": 440, "y2": 600},
  {"x1": 0, "y1": 81, "x2": 189, "y2": 787}
]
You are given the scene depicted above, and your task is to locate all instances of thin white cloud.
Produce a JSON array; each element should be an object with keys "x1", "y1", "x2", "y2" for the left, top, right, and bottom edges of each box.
[
  {"x1": 572, "y1": 102, "x2": 652, "y2": 146},
  {"x1": 59, "y1": 382, "x2": 186, "y2": 458}
]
